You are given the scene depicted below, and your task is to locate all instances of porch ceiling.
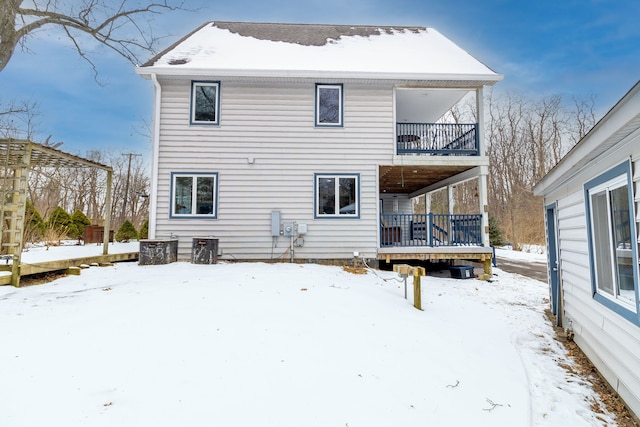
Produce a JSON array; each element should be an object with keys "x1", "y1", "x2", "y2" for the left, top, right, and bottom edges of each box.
[
  {"x1": 396, "y1": 88, "x2": 469, "y2": 123},
  {"x1": 379, "y1": 165, "x2": 474, "y2": 194}
]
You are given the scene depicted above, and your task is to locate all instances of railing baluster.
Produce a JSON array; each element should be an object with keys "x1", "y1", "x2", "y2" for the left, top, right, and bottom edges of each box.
[
  {"x1": 381, "y1": 213, "x2": 482, "y2": 247},
  {"x1": 397, "y1": 123, "x2": 479, "y2": 156}
]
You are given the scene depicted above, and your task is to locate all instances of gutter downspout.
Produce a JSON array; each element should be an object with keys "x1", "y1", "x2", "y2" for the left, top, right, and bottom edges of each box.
[{"x1": 149, "y1": 73, "x2": 161, "y2": 240}]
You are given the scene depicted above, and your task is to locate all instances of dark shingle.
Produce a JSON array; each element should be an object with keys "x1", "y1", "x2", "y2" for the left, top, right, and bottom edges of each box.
[
  {"x1": 140, "y1": 21, "x2": 428, "y2": 68},
  {"x1": 213, "y1": 21, "x2": 425, "y2": 46}
]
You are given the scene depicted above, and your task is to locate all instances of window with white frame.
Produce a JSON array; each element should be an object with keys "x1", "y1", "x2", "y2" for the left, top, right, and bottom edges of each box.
[
  {"x1": 585, "y1": 162, "x2": 638, "y2": 318},
  {"x1": 191, "y1": 81, "x2": 220, "y2": 124},
  {"x1": 315, "y1": 174, "x2": 359, "y2": 218},
  {"x1": 171, "y1": 173, "x2": 218, "y2": 218},
  {"x1": 315, "y1": 84, "x2": 343, "y2": 127}
]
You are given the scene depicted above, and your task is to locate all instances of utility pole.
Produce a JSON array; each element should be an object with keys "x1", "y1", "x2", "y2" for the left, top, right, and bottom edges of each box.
[{"x1": 121, "y1": 153, "x2": 141, "y2": 225}]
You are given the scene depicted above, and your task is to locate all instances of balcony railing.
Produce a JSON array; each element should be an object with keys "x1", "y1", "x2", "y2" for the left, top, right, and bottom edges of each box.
[
  {"x1": 396, "y1": 123, "x2": 479, "y2": 156},
  {"x1": 381, "y1": 213, "x2": 482, "y2": 247}
]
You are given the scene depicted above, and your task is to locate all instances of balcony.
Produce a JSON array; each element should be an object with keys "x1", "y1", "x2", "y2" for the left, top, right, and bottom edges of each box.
[
  {"x1": 381, "y1": 213, "x2": 482, "y2": 247},
  {"x1": 396, "y1": 123, "x2": 478, "y2": 156}
]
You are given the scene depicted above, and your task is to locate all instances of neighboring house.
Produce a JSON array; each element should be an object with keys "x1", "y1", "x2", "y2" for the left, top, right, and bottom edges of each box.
[
  {"x1": 136, "y1": 22, "x2": 501, "y2": 269},
  {"x1": 534, "y1": 81, "x2": 640, "y2": 418}
]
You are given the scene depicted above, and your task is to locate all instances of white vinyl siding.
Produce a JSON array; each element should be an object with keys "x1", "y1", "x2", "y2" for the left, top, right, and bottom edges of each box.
[
  {"x1": 544, "y1": 152, "x2": 640, "y2": 418},
  {"x1": 154, "y1": 79, "x2": 393, "y2": 260},
  {"x1": 555, "y1": 183, "x2": 640, "y2": 419}
]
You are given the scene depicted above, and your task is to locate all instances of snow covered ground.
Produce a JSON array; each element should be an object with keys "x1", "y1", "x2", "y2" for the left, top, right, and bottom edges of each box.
[{"x1": 0, "y1": 245, "x2": 615, "y2": 426}]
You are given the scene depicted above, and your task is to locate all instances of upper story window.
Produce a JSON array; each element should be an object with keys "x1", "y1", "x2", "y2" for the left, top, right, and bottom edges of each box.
[
  {"x1": 315, "y1": 173, "x2": 359, "y2": 218},
  {"x1": 315, "y1": 84, "x2": 343, "y2": 127},
  {"x1": 171, "y1": 172, "x2": 218, "y2": 218},
  {"x1": 585, "y1": 161, "x2": 638, "y2": 321},
  {"x1": 191, "y1": 81, "x2": 220, "y2": 125}
]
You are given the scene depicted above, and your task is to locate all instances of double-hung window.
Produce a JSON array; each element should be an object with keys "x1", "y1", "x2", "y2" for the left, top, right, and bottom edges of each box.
[
  {"x1": 585, "y1": 161, "x2": 638, "y2": 320},
  {"x1": 315, "y1": 173, "x2": 359, "y2": 218},
  {"x1": 191, "y1": 81, "x2": 220, "y2": 125},
  {"x1": 315, "y1": 84, "x2": 343, "y2": 127},
  {"x1": 171, "y1": 173, "x2": 218, "y2": 218}
]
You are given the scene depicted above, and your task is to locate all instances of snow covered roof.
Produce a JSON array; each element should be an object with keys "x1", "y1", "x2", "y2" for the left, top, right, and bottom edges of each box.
[{"x1": 137, "y1": 21, "x2": 501, "y2": 83}]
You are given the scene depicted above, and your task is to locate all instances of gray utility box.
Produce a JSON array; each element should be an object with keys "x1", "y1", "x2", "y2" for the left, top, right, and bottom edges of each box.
[
  {"x1": 139, "y1": 239, "x2": 178, "y2": 265},
  {"x1": 192, "y1": 237, "x2": 218, "y2": 264}
]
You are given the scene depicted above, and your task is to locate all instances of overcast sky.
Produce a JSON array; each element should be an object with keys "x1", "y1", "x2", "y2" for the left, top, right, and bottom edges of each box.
[{"x1": 1, "y1": 0, "x2": 638, "y2": 157}]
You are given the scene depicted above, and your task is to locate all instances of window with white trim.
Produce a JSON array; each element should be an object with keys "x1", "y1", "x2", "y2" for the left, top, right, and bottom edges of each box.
[
  {"x1": 191, "y1": 81, "x2": 220, "y2": 124},
  {"x1": 585, "y1": 162, "x2": 638, "y2": 319},
  {"x1": 171, "y1": 173, "x2": 218, "y2": 218},
  {"x1": 315, "y1": 174, "x2": 359, "y2": 218},
  {"x1": 315, "y1": 84, "x2": 343, "y2": 127}
]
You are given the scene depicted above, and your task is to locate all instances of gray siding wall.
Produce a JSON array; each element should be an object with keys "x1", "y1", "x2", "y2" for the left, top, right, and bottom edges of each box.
[
  {"x1": 380, "y1": 194, "x2": 412, "y2": 215},
  {"x1": 154, "y1": 78, "x2": 394, "y2": 261},
  {"x1": 546, "y1": 140, "x2": 640, "y2": 417}
]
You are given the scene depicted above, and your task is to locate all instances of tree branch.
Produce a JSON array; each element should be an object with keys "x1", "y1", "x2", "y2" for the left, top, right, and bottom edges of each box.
[{"x1": 1, "y1": 0, "x2": 191, "y2": 73}]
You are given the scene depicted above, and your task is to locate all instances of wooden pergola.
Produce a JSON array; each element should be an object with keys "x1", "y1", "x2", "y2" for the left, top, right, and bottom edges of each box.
[{"x1": 0, "y1": 138, "x2": 113, "y2": 286}]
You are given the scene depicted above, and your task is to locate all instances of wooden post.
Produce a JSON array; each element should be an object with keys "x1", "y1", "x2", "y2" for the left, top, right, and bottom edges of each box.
[
  {"x1": 394, "y1": 264, "x2": 426, "y2": 310},
  {"x1": 9, "y1": 143, "x2": 31, "y2": 287},
  {"x1": 413, "y1": 274, "x2": 422, "y2": 310},
  {"x1": 484, "y1": 257, "x2": 492, "y2": 275},
  {"x1": 413, "y1": 270, "x2": 422, "y2": 311},
  {"x1": 9, "y1": 166, "x2": 23, "y2": 287},
  {"x1": 103, "y1": 168, "x2": 113, "y2": 256}
]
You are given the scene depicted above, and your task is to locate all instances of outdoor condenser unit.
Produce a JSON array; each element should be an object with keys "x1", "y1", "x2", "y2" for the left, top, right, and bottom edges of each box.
[{"x1": 191, "y1": 237, "x2": 219, "y2": 264}]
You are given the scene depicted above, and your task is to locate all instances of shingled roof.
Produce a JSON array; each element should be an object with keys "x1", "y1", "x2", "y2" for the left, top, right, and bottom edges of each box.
[
  {"x1": 138, "y1": 21, "x2": 501, "y2": 83},
  {"x1": 210, "y1": 22, "x2": 425, "y2": 46}
]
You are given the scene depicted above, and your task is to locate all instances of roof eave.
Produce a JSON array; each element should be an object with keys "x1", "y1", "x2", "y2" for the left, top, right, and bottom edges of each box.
[{"x1": 136, "y1": 66, "x2": 503, "y2": 85}]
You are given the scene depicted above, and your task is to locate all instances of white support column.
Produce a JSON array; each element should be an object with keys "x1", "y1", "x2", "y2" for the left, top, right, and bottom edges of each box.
[
  {"x1": 425, "y1": 193, "x2": 431, "y2": 215},
  {"x1": 476, "y1": 86, "x2": 490, "y2": 247},
  {"x1": 425, "y1": 192, "x2": 432, "y2": 243},
  {"x1": 479, "y1": 169, "x2": 490, "y2": 247},
  {"x1": 476, "y1": 86, "x2": 486, "y2": 156},
  {"x1": 447, "y1": 185, "x2": 455, "y2": 244}
]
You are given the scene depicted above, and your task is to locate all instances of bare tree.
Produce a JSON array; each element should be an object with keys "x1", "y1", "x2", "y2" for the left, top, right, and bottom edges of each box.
[
  {"x1": 0, "y1": 98, "x2": 40, "y2": 139},
  {"x1": 569, "y1": 94, "x2": 597, "y2": 147},
  {"x1": 108, "y1": 151, "x2": 149, "y2": 229},
  {"x1": 485, "y1": 90, "x2": 598, "y2": 248},
  {"x1": 524, "y1": 95, "x2": 565, "y2": 183},
  {"x1": 27, "y1": 147, "x2": 149, "y2": 235},
  {"x1": 0, "y1": 0, "x2": 189, "y2": 75}
]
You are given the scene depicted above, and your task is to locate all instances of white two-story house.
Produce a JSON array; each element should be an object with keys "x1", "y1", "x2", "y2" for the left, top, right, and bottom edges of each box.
[{"x1": 136, "y1": 21, "x2": 502, "y2": 269}]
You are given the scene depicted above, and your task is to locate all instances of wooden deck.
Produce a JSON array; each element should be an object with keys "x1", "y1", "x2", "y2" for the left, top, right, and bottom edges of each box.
[
  {"x1": 377, "y1": 246, "x2": 493, "y2": 275},
  {"x1": 0, "y1": 251, "x2": 139, "y2": 286}
]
